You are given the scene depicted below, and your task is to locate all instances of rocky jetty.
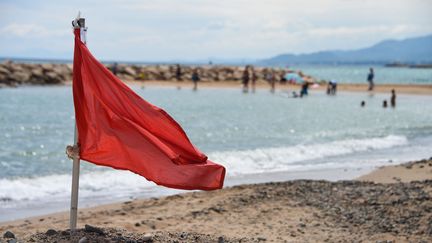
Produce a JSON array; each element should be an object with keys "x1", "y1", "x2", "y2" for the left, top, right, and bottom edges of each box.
[
  {"x1": 0, "y1": 61, "x2": 72, "y2": 87},
  {"x1": 0, "y1": 60, "x2": 313, "y2": 87}
]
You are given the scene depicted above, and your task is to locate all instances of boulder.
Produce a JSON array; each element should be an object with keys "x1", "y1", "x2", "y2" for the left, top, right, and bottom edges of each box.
[
  {"x1": 9, "y1": 71, "x2": 31, "y2": 83},
  {"x1": 123, "y1": 66, "x2": 137, "y2": 76},
  {"x1": 0, "y1": 66, "x2": 11, "y2": 75}
]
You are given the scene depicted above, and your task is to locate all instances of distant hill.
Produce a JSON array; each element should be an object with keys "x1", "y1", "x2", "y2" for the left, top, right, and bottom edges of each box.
[{"x1": 261, "y1": 34, "x2": 432, "y2": 65}]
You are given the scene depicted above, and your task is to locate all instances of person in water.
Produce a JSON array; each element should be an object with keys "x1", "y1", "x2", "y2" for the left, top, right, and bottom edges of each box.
[
  {"x1": 361, "y1": 101, "x2": 366, "y2": 107},
  {"x1": 192, "y1": 68, "x2": 200, "y2": 91},
  {"x1": 367, "y1": 68, "x2": 374, "y2": 91},
  {"x1": 390, "y1": 89, "x2": 396, "y2": 108},
  {"x1": 383, "y1": 100, "x2": 388, "y2": 108}
]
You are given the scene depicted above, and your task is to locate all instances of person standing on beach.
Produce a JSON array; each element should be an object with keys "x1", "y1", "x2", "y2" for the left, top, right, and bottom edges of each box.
[
  {"x1": 175, "y1": 64, "x2": 182, "y2": 81},
  {"x1": 242, "y1": 66, "x2": 250, "y2": 93},
  {"x1": 265, "y1": 70, "x2": 275, "y2": 93},
  {"x1": 300, "y1": 81, "x2": 310, "y2": 97},
  {"x1": 270, "y1": 71, "x2": 276, "y2": 93},
  {"x1": 327, "y1": 80, "x2": 337, "y2": 95},
  {"x1": 192, "y1": 68, "x2": 200, "y2": 91},
  {"x1": 111, "y1": 62, "x2": 118, "y2": 76},
  {"x1": 367, "y1": 68, "x2": 374, "y2": 91},
  {"x1": 251, "y1": 66, "x2": 257, "y2": 93},
  {"x1": 175, "y1": 64, "x2": 182, "y2": 90},
  {"x1": 390, "y1": 89, "x2": 396, "y2": 108},
  {"x1": 280, "y1": 71, "x2": 287, "y2": 85}
]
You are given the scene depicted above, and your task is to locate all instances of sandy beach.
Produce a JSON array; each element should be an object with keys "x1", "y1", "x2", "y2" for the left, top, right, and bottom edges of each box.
[
  {"x1": 129, "y1": 80, "x2": 432, "y2": 95},
  {"x1": 1, "y1": 158, "x2": 431, "y2": 242}
]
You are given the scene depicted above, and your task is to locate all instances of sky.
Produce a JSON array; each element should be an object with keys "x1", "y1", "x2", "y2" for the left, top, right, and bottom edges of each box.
[{"x1": 0, "y1": 0, "x2": 431, "y2": 62}]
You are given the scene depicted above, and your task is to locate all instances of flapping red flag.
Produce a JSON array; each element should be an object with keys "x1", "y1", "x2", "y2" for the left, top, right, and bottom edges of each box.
[{"x1": 72, "y1": 29, "x2": 225, "y2": 190}]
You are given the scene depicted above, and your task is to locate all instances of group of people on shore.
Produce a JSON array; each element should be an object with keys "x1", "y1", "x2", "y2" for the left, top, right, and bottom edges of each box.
[
  {"x1": 111, "y1": 63, "x2": 397, "y2": 108},
  {"x1": 241, "y1": 65, "x2": 310, "y2": 95},
  {"x1": 172, "y1": 64, "x2": 200, "y2": 91},
  {"x1": 241, "y1": 65, "x2": 259, "y2": 93}
]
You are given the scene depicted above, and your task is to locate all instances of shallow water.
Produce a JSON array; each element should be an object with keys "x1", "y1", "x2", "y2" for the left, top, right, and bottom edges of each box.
[
  {"x1": 1, "y1": 85, "x2": 432, "y2": 221},
  {"x1": 289, "y1": 65, "x2": 432, "y2": 84}
]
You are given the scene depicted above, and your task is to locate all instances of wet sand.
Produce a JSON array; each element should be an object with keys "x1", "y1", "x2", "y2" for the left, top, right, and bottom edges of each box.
[
  {"x1": 63, "y1": 79, "x2": 432, "y2": 95},
  {"x1": 1, "y1": 158, "x2": 431, "y2": 242}
]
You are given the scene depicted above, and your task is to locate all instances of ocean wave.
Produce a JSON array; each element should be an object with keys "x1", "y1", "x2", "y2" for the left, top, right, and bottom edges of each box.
[
  {"x1": 0, "y1": 135, "x2": 407, "y2": 205},
  {"x1": 0, "y1": 170, "x2": 155, "y2": 204},
  {"x1": 209, "y1": 135, "x2": 408, "y2": 175}
]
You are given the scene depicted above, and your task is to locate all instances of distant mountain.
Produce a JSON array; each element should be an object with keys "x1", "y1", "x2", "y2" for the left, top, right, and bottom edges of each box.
[{"x1": 261, "y1": 34, "x2": 432, "y2": 65}]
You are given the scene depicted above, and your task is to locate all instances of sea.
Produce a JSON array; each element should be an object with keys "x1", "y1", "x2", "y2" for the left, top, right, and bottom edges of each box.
[
  {"x1": 1, "y1": 74, "x2": 432, "y2": 221},
  {"x1": 288, "y1": 64, "x2": 432, "y2": 84}
]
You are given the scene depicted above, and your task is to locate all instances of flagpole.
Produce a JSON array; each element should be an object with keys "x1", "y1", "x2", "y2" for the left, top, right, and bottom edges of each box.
[
  {"x1": 70, "y1": 124, "x2": 80, "y2": 232},
  {"x1": 70, "y1": 15, "x2": 86, "y2": 233}
]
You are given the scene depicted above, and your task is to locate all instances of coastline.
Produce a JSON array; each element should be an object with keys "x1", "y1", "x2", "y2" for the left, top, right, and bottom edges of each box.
[
  {"x1": 63, "y1": 80, "x2": 432, "y2": 95},
  {"x1": 1, "y1": 158, "x2": 431, "y2": 242}
]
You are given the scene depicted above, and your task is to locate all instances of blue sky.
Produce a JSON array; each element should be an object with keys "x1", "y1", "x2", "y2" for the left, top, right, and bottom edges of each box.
[{"x1": 0, "y1": 0, "x2": 431, "y2": 62}]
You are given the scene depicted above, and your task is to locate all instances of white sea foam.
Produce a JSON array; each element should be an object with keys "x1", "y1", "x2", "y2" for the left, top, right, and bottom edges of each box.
[
  {"x1": 0, "y1": 170, "x2": 155, "y2": 205},
  {"x1": 0, "y1": 135, "x2": 407, "y2": 207},
  {"x1": 209, "y1": 135, "x2": 408, "y2": 175}
]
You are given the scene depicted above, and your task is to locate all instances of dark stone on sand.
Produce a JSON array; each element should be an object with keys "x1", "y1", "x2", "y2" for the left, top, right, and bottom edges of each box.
[
  {"x1": 7, "y1": 239, "x2": 17, "y2": 243},
  {"x1": 180, "y1": 232, "x2": 188, "y2": 239},
  {"x1": 135, "y1": 222, "x2": 141, "y2": 227},
  {"x1": 45, "y1": 229, "x2": 57, "y2": 236},
  {"x1": 84, "y1": 224, "x2": 105, "y2": 235},
  {"x1": 298, "y1": 223, "x2": 306, "y2": 228},
  {"x1": 218, "y1": 236, "x2": 225, "y2": 243},
  {"x1": 3, "y1": 231, "x2": 15, "y2": 239}
]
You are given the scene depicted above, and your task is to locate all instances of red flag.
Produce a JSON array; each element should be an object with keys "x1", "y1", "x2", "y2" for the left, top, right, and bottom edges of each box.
[{"x1": 72, "y1": 29, "x2": 225, "y2": 190}]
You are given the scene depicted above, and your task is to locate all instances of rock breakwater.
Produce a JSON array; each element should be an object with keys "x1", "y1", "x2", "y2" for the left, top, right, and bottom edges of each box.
[{"x1": 0, "y1": 61, "x2": 313, "y2": 87}]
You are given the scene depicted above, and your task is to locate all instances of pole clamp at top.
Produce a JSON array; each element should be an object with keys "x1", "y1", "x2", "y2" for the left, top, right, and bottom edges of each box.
[{"x1": 72, "y1": 11, "x2": 85, "y2": 29}]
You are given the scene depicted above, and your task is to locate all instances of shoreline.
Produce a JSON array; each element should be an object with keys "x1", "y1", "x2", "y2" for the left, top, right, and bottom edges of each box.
[
  {"x1": 60, "y1": 80, "x2": 432, "y2": 95},
  {"x1": 1, "y1": 158, "x2": 431, "y2": 242}
]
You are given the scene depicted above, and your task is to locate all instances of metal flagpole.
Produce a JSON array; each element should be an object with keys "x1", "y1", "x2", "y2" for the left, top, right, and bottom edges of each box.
[
  {"x1": 70, "y1": 124, "x2": 80, "y2": 232},
  {"x1": 69, "y1": 14, "x2": 87, "y2": 233}
]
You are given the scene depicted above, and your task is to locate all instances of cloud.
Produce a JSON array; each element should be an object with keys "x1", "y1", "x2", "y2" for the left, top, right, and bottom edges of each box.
[
  {"x1": 303, "y1": 25, "x2": 432, "y2": 38},
  {"x1": 0, "y1": 0, "x2": 431, "y2": 60},
  {"x1": 0, "y1": 23, "x2": 69, "y2": 38}
]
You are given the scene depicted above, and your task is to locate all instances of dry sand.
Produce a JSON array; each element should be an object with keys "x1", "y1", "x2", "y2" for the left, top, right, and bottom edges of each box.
[
  {"x1": 358, "y1": 158, "x2": 432, "y2": 183},
  {"x1": 1, "y1": 158, "x2": 431, "y2": 242}
]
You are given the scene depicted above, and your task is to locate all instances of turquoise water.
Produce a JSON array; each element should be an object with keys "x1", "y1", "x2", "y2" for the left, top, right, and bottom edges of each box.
[
  {"x1": 1, "y1": 86, "x2": 432, "y2": 221},
  {"x1": 289, "y1": 65, "x2": 432, "y2": 84}
]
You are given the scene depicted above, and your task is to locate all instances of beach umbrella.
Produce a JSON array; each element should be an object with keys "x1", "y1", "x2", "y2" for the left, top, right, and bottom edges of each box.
[
  {"x1": 68, "y1": 15, "x2": 225, "y2": 233},
  {"x1": 284, "y1": 73, "x2": 303, "y2": 83}
]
